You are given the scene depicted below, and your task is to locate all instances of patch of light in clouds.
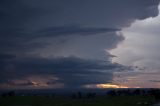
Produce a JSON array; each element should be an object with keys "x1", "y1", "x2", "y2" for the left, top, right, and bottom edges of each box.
[
  {"x1": 110, "y1": 5, "x2": 160, "y2": 70},
  {"x1": 110, "y1": 5, "x2": 160, "y2": 88}
]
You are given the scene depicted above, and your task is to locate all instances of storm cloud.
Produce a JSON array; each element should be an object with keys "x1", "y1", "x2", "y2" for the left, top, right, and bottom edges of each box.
[
  {"x1": 0, "y1": 56, "x2": 131, "y2": 88},
  {"x1": 0, "y1": 0, "x2": 159, "y2": 89}
]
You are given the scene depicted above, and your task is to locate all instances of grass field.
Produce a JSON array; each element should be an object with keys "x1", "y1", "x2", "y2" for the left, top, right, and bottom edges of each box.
[{"x1": 0, "y1": 95, "x2": 157, "y2": 106}]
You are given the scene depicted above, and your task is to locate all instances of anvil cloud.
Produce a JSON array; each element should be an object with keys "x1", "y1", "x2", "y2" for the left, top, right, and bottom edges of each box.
[{"x1": 0, "y1": 0, "x2": 159, "y2": 89}]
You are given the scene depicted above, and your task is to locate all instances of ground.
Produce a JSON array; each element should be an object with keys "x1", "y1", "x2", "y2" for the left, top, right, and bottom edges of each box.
[{"x1": 0, "y1": 95, "x2": 157, "y2": 106}]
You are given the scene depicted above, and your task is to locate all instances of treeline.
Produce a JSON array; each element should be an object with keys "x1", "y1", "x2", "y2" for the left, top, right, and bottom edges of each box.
[
  {"x1": 71, "y1": 92, "x2": 96, "y2": 99},
  {"x1": 1, "y1": 89, "x2": 160, "y2": 100},
  {"x1": 107, "y1": 89, "x2": 160, "y2": 100}
]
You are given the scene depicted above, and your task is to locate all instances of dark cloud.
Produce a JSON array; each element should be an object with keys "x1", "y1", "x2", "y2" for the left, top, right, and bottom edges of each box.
[
  {"x1": 0, "y1": 53, "x2": 16, "y2": 60},
  {"x1": 0, "y1": 26, "x2": 120, "y2": 54},
  {"x1": 19, "y1": 0, "x2": 159, "y2": 28},
  {"x1": 0, "y1": 0, "x2": 159, "y2": 89},
  {"x1": 0, "y1": 56, "x2": 131, "y2": 88},
  {"x1": 0, "y1": 0, "x2": 159, "y2": 56},
  {"x1": 0, "y1": 26, "x2": 120, "y2": 39},
  {"x1": 1, "y1": 0, "x2": 159, "y2": 29},
  {"x1": 36, "y1": 26, "x2": 120, "y2": 37}
]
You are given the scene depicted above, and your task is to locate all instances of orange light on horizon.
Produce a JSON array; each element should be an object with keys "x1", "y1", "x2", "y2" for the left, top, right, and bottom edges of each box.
[
  {"x1": 96, "y1": 84, "x2": 129, "y2": 89},
  {"x1": 30, "y1": 81, "x2": 40, "y2": 87}
]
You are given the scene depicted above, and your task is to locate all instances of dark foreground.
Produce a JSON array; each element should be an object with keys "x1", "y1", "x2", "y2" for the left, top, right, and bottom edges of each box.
[{"x1": 0, "y1": 95, "x2": 157, "y2": 106}]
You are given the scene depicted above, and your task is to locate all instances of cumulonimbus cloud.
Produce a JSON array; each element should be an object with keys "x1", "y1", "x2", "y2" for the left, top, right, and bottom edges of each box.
[{"x1": 0, "y1": 0, "x2": 159, "y2": 89}]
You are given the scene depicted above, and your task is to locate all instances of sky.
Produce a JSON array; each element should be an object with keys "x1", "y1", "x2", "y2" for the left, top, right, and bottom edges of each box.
[
  {"x1": 111, "y1": 5, "x2": 160, "y2": 88},
  {"x1": 0, "y1": 0, "x2": 160, "y2": 90}
]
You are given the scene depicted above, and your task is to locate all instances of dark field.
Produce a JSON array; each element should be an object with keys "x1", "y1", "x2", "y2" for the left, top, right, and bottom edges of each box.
[{"x1": 0, "y1": 96, "x2": 156, "y2": 106}]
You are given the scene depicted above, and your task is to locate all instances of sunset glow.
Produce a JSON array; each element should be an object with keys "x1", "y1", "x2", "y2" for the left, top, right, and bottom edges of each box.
[{"x1": 96, "y1": 84, "x2": 129, "y2": 89}]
